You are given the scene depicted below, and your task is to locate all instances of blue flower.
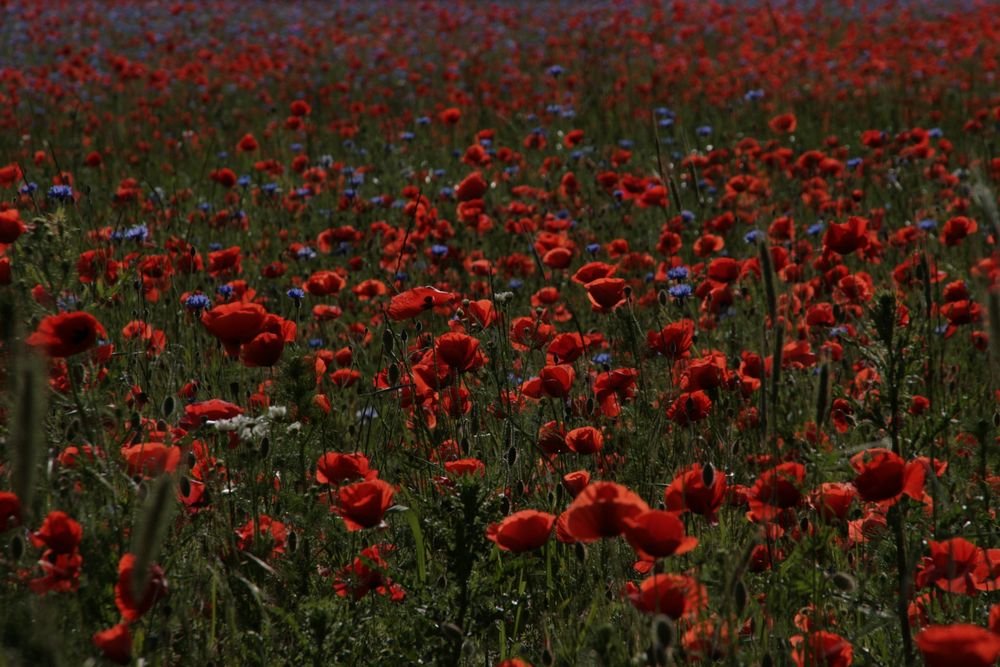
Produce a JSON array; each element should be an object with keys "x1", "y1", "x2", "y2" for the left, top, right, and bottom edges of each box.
[
  {"x1": 743, "y1": 229, "x2": 764, "y2": 244},
  {"x1": 846, "y1": 158, "x2": 863, "y2": 169},
  {"x1": 592, "y1": 353, "x2": 612, "y2": 365},
  {"x1": 667, "y1": 266, "x2": 689, "y2": 280},
  {"x1": 19, "y1": 182, "x2": 37, "y2": 195},
  {"x1": 680, "y1": 210, "x2": 696, "y2": 224},
  {"x1": 47, "y1": 184, "x2": 73, "y2": 201},
  {"x1": 508, "y1": 278, "x2": 524, "y2": 290},
  {"x1": 286, "y1": 287, "x2": 305, "y2": 300},
  {"x1": 586, "y1": 243, "x2": 601, "y2": 255},
  {"x1": 668, "y1": 284, "x2": 693, "y2": 299},
  {"x1": 296, "y1": 246, "x2": 316, "y2": 260},
  {"x1": 185, "y1": 294, "x2": 212, "y2": 311},
  {"x1": 431, "y1": 244, "x2": 449, "y2": 257},
  {"x1": 696, "y1": 125, "x2": 712, "y2": 137},
  {"x1": 308, "y1": 338, "x2": 324, "y2": 349},
  {"x1": 237, "y1": 175, "x2": 251, "y2": 187},
  {"x1": 216, "y1": 284, "x2": 234, "y2": 298},
  {"x1": 807, "y1": 222, "x2": 826, "y2": 236},
  {"x1": 547, "y1": 65, "x2": 564, "y2": 77},
  {"x1": 917, "y1": 218, "x2": 938, "y2": 231}
]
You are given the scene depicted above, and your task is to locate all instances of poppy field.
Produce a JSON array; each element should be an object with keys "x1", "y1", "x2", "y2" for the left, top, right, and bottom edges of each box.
[{"x1": 2, "y1": 1, "x2": 1000, "y2": 665}]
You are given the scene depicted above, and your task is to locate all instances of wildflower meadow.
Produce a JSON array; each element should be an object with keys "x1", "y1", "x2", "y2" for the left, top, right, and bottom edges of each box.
[{"x1": 0, "y1": 1, "x2": 999, "y2": 665}]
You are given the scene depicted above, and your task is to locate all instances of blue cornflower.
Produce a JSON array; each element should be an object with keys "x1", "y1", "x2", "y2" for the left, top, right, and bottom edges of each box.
[
  {"x1": 431, "y1": 244, "x2": 449, "y2": 257},
  {"x1": 743, "y1": 229, "x2": 764, "y2": 244},
  {"x1": 216, "y1": 284, "x2": 234, "y2": 298},
  {"x1": 917, "y1": 218, "x2": 938, "y2": 231},
  {"x1": 667, "y1": 266, "x2": 689, "y2": 280},
  {"x1": 680, "y1": 210, "x2": 696, "y2": 224},
  {"x1": 696, "y1": 125, "x2": 712, "y2": 137},
  {"x1": 547, "y1": 65, "x2": 564, "y2": 77},
  {"x1": 308, "y1": 338, "x2": 324, "y2": 349},
  {"x1": 508, "y1": 278, "x2": 524, "y2": 290},
  {"x1": 185, "y1": 294, "x2": 211, "y2": 311},
  {"x1": 416, "y1": 116, "x2": 431, "y2": 126},
  {"x1": 296, "y1": 246, "x2": 316, "y2": 260},
  {"x1": 287, "y1": 287, "x2": 305, "y2": 300},
  {"x1": 19, "y1": 182, "x2": 37, "y2": 195},
  {"x1": 807, "y1": 222, "x2": 826, "y2": 235},
  {"x1": 668, "y1": 284, "x2": 693, "y2": 300},
  {"x1": 261, "y1": 183, "x2": 279, "y2": 195},
  {"x1": 47, "y1": 184, "x2": 73, "y2": 201},
  {"x1": 237, "y1": 175, "x2": 251, "y2": 187},
  {"x1": 592, "y1": 353, "x2": 612, "y2": 365},
  {"x1": 586, "y1": 243, "x2": 601, "y2": 255},
  {"x1": 846, "y1": 158, "x2": 863, "y2": 169}
]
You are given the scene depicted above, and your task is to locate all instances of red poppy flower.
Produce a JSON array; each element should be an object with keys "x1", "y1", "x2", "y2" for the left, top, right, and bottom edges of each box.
[
  {"x1": 121, "y1": 442, "x2": 182, "y2": 478},
  {"x1": 0, "y1": 208, "x2": 27, "y2": 243},
  {"x1": 915, "y1": 624, "x2": 1000, "y2": 667},
  {"x1": 664, "y1": 463, "x2": 727, "y2": 521},
  {"x1": 665, "y1": 391, "x2": 713, "y2": 426},
  {"x1": 747, "y1": 462, "x2": 806, "y2": 522},
  {"x1": 560, "y1": 481, "x2": 650, "y2": 543},
  {"x1": 337, "y1": 479, "x2": 396, "y2": 531},
  {"x1": 563, "y1": 470, "x2": 591, "y2": 497},
  {"x1": 916, "y1": 537, "x2": 990, "y2": 595},
  {"x1": 237, "y1": 133, "x2": 259, "y2": 152},
  {"x1": 0, "y1": 492, "x2": 21, "y2": 533},
  {"x1": 181, "y1": 399, "x2": 243, "y2": 428},
  {"x1": 572, "y1": 261, "x2": 617, "y2": 285},
  {"x1": 26, "y1": 311, "x2": 106, "y2": 358},
  {"x1": 316, "y1": 452, "x2": 376, "y2": 485},
  {"x1": 809, "y1": 482, "x2": 857, "y2": 522},
  {"x1": 707, "y1": 257, "x2": 741, "y2": 282},
  {"x1": 388, "y1": 286, "x2": 456, "y2": 320},
  {"x1": 539, "y1": 364, "x2": 575, "y2": 398},
  {"x1": 435, "y1": 332, "x2": 483, "y2": 372},
  {"x1": 333, "y1": 545, "x2": 405, "y2": 601},
  {"x1": 850, "y1": 448, "x2": 925, "y2": 504},
  {"x1": 623, "y1": 509, "x2": 698, "y2": 560},
  {"x1": 584, "y1": 277, "x2": 627, "y2": 313},
  {"x1": 304, "y1": 270, "x2": 345, "y2": 296},
  {"x1": 235, "y1": 515, "x2": 289, "y2": 560},
  {"x1": 626, "y1": 573, "x2": 708, "y2": 618},
  {"x1": 680, "y1": 352, "x2": 731, "y2": 391},
  {"x1": 486, "y1": 510, "x2": 556, "y2": 553},
  {"x1": 823, "y1": 216, "x2": 869, "y2": 255},
  {"x1": 115, "y1": 553, "x2": 167, "y2": 622},
  {"x1": 31, "y1": 511, "x2": 82, "y2": 554},
  {"x1": 565, "y1": 426, "x2": 603, "y2": 455},
  {"x1": 790, "y1": 631, "x2": 853, "y2": 667},
  {"x1": 92, "y1": 623, "x2": 132, "y2": 665},
  {"x1": 0, "y1": 162, "x2": 23, "y2": 188},
  {"x1": 456, "y1": 171, "x2": 488, "y2": 201},
  {"x1": 647, "y1": 319, "x2": 694, "y2": 359},
  {"x1": 240, "y1": 331, "x2": 284, "y2": 367},
  {"x1": 769, "y1": 113, "x2": 798, "y2": 134},
  {"x1": 201, "y1": 302, "x2": 268, "y2": 354},
  {"x1": 940, "y1": 216, "x2": 978, "y2": 246}
]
